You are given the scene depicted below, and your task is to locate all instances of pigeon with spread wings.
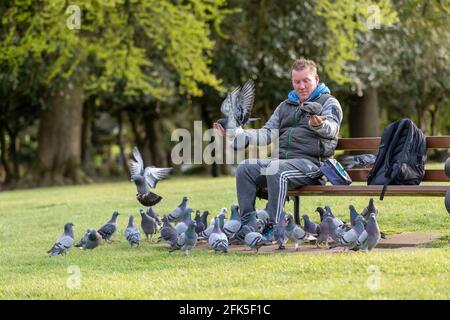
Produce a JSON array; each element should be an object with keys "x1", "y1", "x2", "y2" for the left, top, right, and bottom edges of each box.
[
  {"x1": 128, "y1": 146, "x2": 172, "y2": 207},
  {"x1": 217, "y1": 79, "x2": 257, "y2": 131}
]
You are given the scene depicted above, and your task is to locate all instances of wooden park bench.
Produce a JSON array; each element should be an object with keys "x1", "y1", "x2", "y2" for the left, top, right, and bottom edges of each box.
[{"x1": 287, "y1": 136, "x2": 450, "y2": 225}]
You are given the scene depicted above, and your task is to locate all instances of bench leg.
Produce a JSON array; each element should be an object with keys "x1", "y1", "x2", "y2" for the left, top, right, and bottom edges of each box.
[
  {"x1": 293, "y1": 196, "x2": 300, "y2": 225},
  {"x1": 445, "y1": 188, "x2": 450, "y2": 215}
]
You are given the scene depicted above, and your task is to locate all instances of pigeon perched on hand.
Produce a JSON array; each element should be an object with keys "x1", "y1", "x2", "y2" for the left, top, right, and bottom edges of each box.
[
  {"x1": 168, "y1": 196, "x2": 189, "y2": 223},
  {"x1": 98, "y1": 211, "x2": 119, "y2": 242},
  {"x1": 124, "y1": 215, "x2": 141, "y2": 247},
  {"x1": 208, "y1": 217, "x2": 229, "y2": 254},
  {"x1": 75, "y1": 228, "x2": 101, "y2": 250},
  {"x1": 140, "y1": 209, "x2": 158, "y2": 242},
  {"x1": 47, "y1": 222, "x2": 74, "y2": 257},
  {"x1": 128, "y1": 146, "x2": 172, "y2": 207},
  {"x1": 217, "y1": 79, "x2": 257, "y2": 131}
]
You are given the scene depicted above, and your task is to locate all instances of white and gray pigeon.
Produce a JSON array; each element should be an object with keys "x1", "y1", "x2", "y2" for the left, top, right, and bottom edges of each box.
[
  {"x1": 168, "y1": 196, "x2": 189, "y2": 223},
  {"x1": 128, "y1": 146, "x2": 172, "y2": 207},
  {"x1": 159, "y1": 215, "x2": 178, "y2": 250},
  {"x1": 256, "y1": 208, "x2": 270, "y2": 224},
  {"x1": 330, "y1": 219, "x2": 365, "y2": 250},
  {"x1": 286, "y1": 213, "x2": 313, "y2": 251},
  {"x1": 223, "y1": 205, "x2": 241, "y2": 239},
  {"x1": 75, "y1": 228, "x2": 101, "y2": 250},
  {"x1": 124, "y1": 215, "x2": 141, "y2": 247},
  {"x1": 175, "y1": 208, "x2": 194, "y2": 235},
  {"x1": 208, "y1": 217, "x2": 229, "y2": 254},
  {"x1": 353, "y1": 213, "x2": 381, "y2": 252},
  {"x1": 140, "y1": 209, "x2": 158, "y2": 242},
  {"x1": 217, "y1": 79, "x2": 257, "y2": 131},
  {"x1": 229, "y1": 211, "x2": 258, "y2": 244},
  {"x1": 199, "y1": 208, "x2": 226, "y2": 240},
  {"x1": 244, "y1": 231, "x2": 271, "y2": 253},
  {"x1": 361, "y1": 198, "x2": 378, "y2": 220},
  {"x1": 172, "y1": 221, "x2": 198, "y2": 256},
  {"x1": 47, "y1": 222, "x2": 75, "y2": 257},
  {"x1": 98, "y1": 211, "x2": 119, "y2": 242}
]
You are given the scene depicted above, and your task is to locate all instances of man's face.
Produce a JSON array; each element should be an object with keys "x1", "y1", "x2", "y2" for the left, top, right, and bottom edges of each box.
[{"x1": 291, "y1": 68, "x2": 319, "y2": 102}]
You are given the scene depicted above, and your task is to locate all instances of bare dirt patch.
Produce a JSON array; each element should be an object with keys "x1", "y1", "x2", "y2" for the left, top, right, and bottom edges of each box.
[{"x1": 196, "y1": 232, "x2": 445, "y2": 254}]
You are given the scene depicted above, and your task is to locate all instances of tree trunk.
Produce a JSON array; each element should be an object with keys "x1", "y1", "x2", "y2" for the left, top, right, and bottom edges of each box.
[
  {"x1": 143, "y1": 107, "x2": 164, "y2": 167},
  {"x1": 349, "y1": 87, "x2": 380, "y2": 137},
  {"x1": 81, "y1": 100, "x2": 94, "y2": 175},
  {"x1": 37, "y1": 82, "x2": 89, "y2": 185},
  {"x1": 117, "y1": 111, "x2": 129, "y2": 175},
  {"x1": 0, "y1": 124, "x2": 13, "y2": 185}
]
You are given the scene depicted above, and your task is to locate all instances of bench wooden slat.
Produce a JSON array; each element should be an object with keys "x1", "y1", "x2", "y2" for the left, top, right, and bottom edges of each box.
[
  {"x1": 288, "y1": 185, "x2": 449, "y2": 197},
  {"x1": 347, "y1": 169, "x2": 450, "y2": 182},
  {"x1": 336, "y1": 136, "x2": 450, "y2": 150}
]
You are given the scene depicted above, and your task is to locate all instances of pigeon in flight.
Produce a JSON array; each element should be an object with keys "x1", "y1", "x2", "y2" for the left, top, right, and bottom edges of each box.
[
  {"x1": 217, "y1": 79, "x2": 257, "y2": 131},
  {"x1": 47, "y1": 222, "x2": 74, "y2": 257},
  {"x1": 128, "y1": 146, "x2": 172, "y2": 207}
]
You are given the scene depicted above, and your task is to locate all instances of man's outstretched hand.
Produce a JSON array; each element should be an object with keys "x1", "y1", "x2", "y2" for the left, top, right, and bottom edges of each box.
[
  {"x1": 309, "y1": 115, "x2": 327, "y2": 127},
  {"x1": 213, "y1": 122, "x2": 226, "y2": 136}
]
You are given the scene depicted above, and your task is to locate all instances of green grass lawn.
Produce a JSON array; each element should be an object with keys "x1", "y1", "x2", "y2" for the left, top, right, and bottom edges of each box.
[{"x1": 0, "y1": 176, "x2": 449, "y2": 299}]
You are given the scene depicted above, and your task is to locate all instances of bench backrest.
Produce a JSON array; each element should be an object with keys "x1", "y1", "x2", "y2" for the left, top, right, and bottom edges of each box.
[{"x1": 336, "y1": 136, "x2": 450, "y2": 182}]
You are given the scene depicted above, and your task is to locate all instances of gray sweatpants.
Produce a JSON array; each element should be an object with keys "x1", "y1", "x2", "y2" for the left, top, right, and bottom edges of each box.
[{"x1": 235, "y1": 158, "x2": 323, "y2": 223}]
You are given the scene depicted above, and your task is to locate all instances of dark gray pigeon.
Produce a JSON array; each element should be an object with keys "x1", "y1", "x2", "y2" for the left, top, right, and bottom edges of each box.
[
  {"x1": 273, "y1": 212, "x2": 287, "y2": 250},
  {"x1": 168, "y1": 196, "x2": 189, "y2": 223},
  {"x1": 208, "y1": 217, "x2": 229, "y2": 254},
  {"x1": 200, "y1": 210, "x2": 210, "y2": 229},
  {"x1": 159, "y1": 215, "x2": 178, "y2": 250},
  {"x1": 124, "y1": 215, "x2": 141, "y2": 247},
  {"x1": 75, "y1": 228, "x2": 101, "y2": 250},
  {"x1": 47, "y1": 222, "x2": 74, "y2": 257},
  {"x1": 229, "y1": 211, "x2": 258, "y2": 244},
  {"x1": 194, "y1": 210, "x2": 206, "y2": 234},
  {"x1": 361, "y1": 198, "x2": 378, "y2": 220},
  {"x1": 128, "y1": 146, "x2": 172, "y2": 207},
  {"x1": 218, "y1": 79, "x2": 256, "y2": 130},
  {"x1": 299, "y1": 101, "x2": 323, "y2": 115},
  {"x1": 302, "y1": 214, "x2": 320, "y2": 236},
  {"x1": 146, "y1": 207, "x2": 162, "y2": 226},
  {"x1": 140, "y1": 209, "x2": 158, "y2": 241},
  {"x1": 98, "y1": 211, "x2": 119, "y2": 242},
  {"x1": 315, "y1": 218, "x2": 330, "y2": 248},
  {"x1": 349, "y1": 205, "x2": 365, "y2": 227}
]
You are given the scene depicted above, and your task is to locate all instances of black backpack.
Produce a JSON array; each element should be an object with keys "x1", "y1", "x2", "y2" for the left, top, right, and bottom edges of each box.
[{"x1": 367, "y1": 118, "x2": 427, "y2": 200}]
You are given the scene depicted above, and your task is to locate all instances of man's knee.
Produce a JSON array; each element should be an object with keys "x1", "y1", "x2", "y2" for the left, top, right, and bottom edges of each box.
[{"x1": 235, "y1": 159, "x2": 250, "y2": 177}]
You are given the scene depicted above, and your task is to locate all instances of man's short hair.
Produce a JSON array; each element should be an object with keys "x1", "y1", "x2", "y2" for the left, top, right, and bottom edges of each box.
[{"x1": 291, "y1": 58, "x2": 317, "y2": 76}]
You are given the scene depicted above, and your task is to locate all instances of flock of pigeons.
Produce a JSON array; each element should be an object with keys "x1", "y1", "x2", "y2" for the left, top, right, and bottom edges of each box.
[
  {"x1": 47, "y1": 80, "x2": 382, "y2": 257},
  {"x1": 47, "y1": 196, "x2": 382, "y2": 257}
]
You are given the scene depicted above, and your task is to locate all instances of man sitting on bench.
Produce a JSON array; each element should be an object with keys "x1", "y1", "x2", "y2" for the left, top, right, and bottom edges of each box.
[{"x1": 214, "y1": 58, "x2": 343, "y2": 234}]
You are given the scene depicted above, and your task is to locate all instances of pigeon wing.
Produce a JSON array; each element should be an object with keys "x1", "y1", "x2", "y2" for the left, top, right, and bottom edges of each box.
[
  {"x1": 128, "y1": 147, "x2": 144, "y2": 176},
  {"x1": 144, "y1": 167, "x2": 172, "y2": 189},
  {"x1": 234, "y1": 79, "x2": 255, "y2": 126}
]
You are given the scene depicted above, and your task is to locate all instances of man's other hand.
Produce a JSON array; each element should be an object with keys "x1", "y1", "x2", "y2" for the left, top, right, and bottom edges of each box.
[
  {"x1": 213, "y1": 122, "x2": 226, "y2": 136},
  {"x1": 309, "y1": 115, "x2": 326, "y2": 127}
]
